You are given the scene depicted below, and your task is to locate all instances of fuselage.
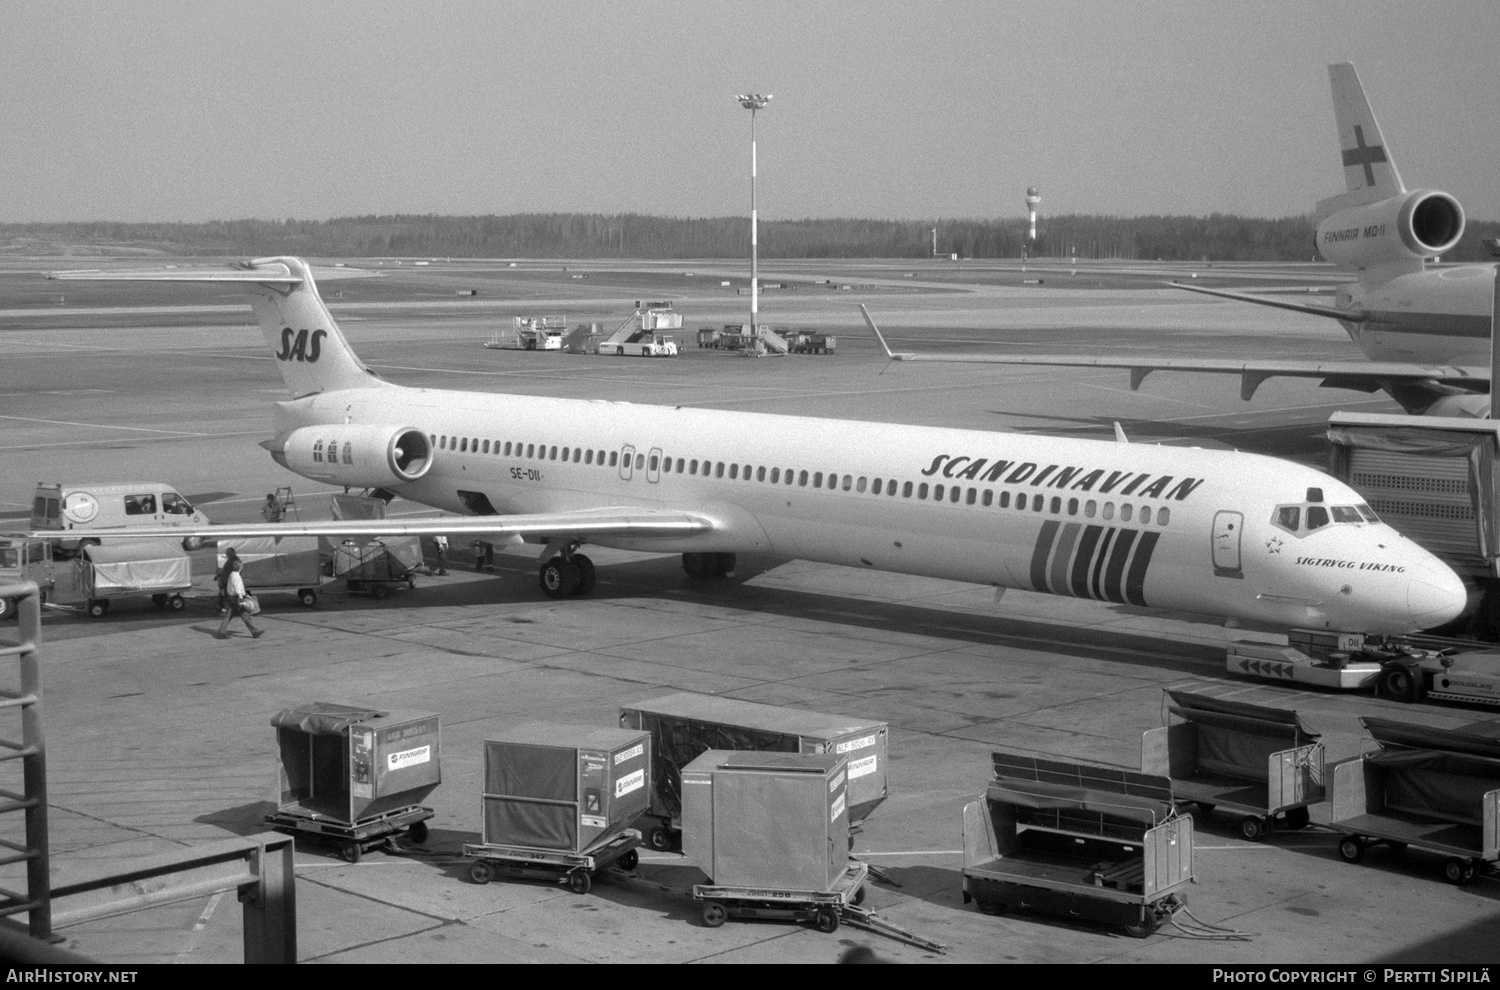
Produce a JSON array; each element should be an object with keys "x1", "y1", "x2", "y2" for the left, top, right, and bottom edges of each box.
[{"x1": 272, "y1": 383, "x2": 1467, "y2": 635}]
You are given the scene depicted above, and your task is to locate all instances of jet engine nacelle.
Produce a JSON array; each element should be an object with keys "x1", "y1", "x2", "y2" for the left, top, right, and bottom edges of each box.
[
  {"x1": 275, "y1": 424, "x2": 434, "y2": 488},
  {"x1": 1317, "y1": 190, "x2": 1465, "y2": 270}
]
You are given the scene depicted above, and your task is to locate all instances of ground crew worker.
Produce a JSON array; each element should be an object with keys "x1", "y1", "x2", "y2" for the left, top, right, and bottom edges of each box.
[
  {"x1": 262, "y1": 493, "x2": 283, "y2": 523},
  {"x1": 432, "y1": 535, "x2": 449, "y2": 575},
  {"x1": 215, "y1": 547, "x2": 240, "y2": 610},
  {"x1": 216, "y1": 560, "x2": 264, "y2": 639}
]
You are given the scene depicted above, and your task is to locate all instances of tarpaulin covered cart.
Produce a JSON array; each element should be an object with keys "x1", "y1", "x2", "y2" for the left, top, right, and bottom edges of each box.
[
  {"x1": 962, "y1": 752, "x2": 1193, "y2": 937},
  {"x1": 1330, "y1": 717, "x2": 1500, "y2": 884},
  {"x1": 51, "y1": 539, "x2": 193, "y2": 617},
  {"x1": 220, "y1": 536, "x2": 328, "y2": 607},
  {"x1": 462, "y1": 724, "x2": 650, "y2": 894},
  {"x1": 619, "y1": 692, "x2": 888, "y2": 851},
  {"x1": 333, "y1": 538, "x2": 422, "y2": 599},
  {"x1": 265, "y1": 702, "x2": 439, "y2": 862},
  {"x1": 1141, "y1": 689, "x2": 1326, "y2": 840}
]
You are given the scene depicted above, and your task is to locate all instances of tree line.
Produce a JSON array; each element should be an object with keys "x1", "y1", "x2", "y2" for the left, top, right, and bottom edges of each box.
[{"x1": 3, "y1": 212, "x2": 1497, "y2": 262}]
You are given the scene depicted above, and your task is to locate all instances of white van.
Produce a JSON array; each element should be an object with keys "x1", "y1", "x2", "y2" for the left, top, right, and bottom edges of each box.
[{"x1": 30, "y1": 482, "x2": 211, "y2": 550}]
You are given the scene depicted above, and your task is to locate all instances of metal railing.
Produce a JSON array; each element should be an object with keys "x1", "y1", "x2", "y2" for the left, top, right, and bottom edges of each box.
[{"x1": 0, "y1": 579, "x2": 49, "y2": 939}]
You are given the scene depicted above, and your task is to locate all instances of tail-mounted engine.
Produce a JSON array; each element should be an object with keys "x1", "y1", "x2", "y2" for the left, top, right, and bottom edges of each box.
[
  {"x1": 271, "y1": 424, "x2": 433, "y2": 487},
  {"x1": 1317, "y1": 189, "x2": 1465, "y2": 271}
]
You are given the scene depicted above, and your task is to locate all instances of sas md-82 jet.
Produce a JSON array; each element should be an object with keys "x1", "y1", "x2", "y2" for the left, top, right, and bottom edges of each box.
[{"x1": 42, "y1": 256, "x2": 1467, "y2": 637}]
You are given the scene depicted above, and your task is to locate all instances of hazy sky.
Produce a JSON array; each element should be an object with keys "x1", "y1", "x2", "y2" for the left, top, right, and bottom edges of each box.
[{"x1": 5, "y1": 0, "x2": 1498, "y2": 223}]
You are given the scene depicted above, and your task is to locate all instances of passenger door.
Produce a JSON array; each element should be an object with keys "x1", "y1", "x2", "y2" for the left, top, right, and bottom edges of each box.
[
  {"x1": 619, "y1": 444, "x2": 635, "y2": 481},
  {"x1": 1212, "y1": 510, "x2": 1243, "y2": 579}
]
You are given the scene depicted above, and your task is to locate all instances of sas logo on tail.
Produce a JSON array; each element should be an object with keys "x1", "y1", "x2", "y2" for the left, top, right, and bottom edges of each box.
[{"x1": 276, "y1": 328, "x2": 328, "y2": 363}]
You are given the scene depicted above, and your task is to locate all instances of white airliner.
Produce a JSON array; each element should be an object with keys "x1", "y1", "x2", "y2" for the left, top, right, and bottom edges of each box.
[
  {"x1": 42, "y1": 256, "x2": 1467, "y2": 635},
  {"x1": 885, "y1": 63, "x2": 1498, "y2": 417}
]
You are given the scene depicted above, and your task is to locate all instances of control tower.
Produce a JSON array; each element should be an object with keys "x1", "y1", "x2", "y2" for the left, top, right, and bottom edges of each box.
[{"x1": 1025, "y1": 186, "x2": 1041, "y2": 255}]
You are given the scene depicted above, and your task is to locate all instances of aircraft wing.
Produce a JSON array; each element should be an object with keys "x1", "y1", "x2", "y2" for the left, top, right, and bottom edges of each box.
[
  {"x1": 24, "y1": 507, "x2": 717, "y2": 544},
  {"x1": 1168, "y1": 281, "x2": 1367, "y2": 322},
  {"x1": 857, "y1": 305, "x2": 1487, "y2": 400}
]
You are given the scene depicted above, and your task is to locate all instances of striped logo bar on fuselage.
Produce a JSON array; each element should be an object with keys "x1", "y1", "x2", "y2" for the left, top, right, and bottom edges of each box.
[{"x1": 1029, "y1": 521, "x2": 1161, "y2": 606}]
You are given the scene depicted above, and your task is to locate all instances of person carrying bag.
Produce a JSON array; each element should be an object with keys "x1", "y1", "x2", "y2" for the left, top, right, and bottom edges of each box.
[{"x1": 215, "y1": 559, "x2": 264, "y2": 639}]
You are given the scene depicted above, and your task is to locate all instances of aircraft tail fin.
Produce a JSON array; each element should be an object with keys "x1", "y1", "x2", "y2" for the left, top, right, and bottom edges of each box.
[
  {"x1": 48, "y1": 257, "x2": 389, "y2": 398},
  {"x1": 1325, "y1": 62, "x2": 1406, "y2": 209}
]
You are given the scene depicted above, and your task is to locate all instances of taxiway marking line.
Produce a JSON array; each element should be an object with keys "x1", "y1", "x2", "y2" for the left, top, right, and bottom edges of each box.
[{"x1": 0, "y1": 430, "x2": 265, "y2": 452}]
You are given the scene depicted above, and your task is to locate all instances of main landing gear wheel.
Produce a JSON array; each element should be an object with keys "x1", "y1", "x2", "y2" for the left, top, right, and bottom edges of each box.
[
  {"x1": 682, "y1": 552, "x2": 735, "y2": 579},
  {"x1": 571, "y1": 554, "x2": 596, "y2": 596},
  {"x1": 701, "y1": 901, "x2": 727, "y2": 928},
  {"x1": 468, "y1": 860, "x2": 494, "y2": 884},
  {"x1": 539, "y1": 557, "x2": 580, "y2": 598}
]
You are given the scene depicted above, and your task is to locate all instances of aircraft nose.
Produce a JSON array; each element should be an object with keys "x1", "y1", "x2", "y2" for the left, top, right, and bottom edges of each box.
[{"x1": 1407, "y1": 559, "x2": 1468, "y2": 630}]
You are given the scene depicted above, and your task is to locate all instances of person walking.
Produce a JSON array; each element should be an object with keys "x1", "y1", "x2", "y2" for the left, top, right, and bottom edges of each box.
[
  {"x1": 215, "y1": 547, "x2": 240, "y2": 611},
  {"x1": 432, "y1": 535, "x2": 449, "y2": 576},
  {"x1": 216, "y1": 559, "x2": 264, "y2": 639}
]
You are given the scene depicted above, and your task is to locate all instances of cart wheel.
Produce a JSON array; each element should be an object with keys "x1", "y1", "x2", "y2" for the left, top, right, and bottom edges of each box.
[
  {"x1": 1123, "y1": 912, "x2": 1160, "y2": 939},
  {"x1": 976, "y1": 899, "x2": 1004, "y2": 916},
  {"x1": 1239, "y1": 816, "x2": 1267, "y2": 842},
  {"x1": 647, "y1": 826, "x2": 673, "y2": 852},
  {"x1": 340, "y1": 841, "x2": 362, "y2": 864},
  {"x1": 851, "y1": 885, "x2": 866, "y2": 907},
  {"x1": 168, "y1": 594, "x2": 186, "y2": 611},
  {"x1": 151, "y1": 594, "x2": 168, "y2": 608},
  {"x1": 87, "y1": 600, "x2": 109, "y2": 618},
  {"x1": 0, "y1": 598, "x2": 14, "y2": 622},
  {"x1": 298, "y1": 589, "x2": 318, "y2": 607},
  {"x1": 700, "y1": 901, "x2": 727, "y2": 928},
  {"x1": 814, "y1": 906, "x2": 840, "y2": 934},
  {"x1": 407, "y1": 820, "x2": 428, "y2": 844},
  {"x1": 372, "y1": 583, "x2": 390, "y2": 600},
  {"x1": 468, "y1": 860, "x2": 494, "y2": 885},
  {"x1": 1444, "y1": 858, "x2": 1475, "y2": 885},
  {"x1": 618, "y1": 849, "x2": 639, "y2": 871},
  {"x1": 1380, "y1": 665, "x2": 1419, "y2": 703},
  {"x1": 568, "y1": 871, "x2": 592, "y2": 895},
  {"x1": 406, "y1": 576, "x2": 417, "y2": 589},
  {"x1": 1283, "y1": 806, "x2": 1311, "y2": 831},
  {"x1": 1338, "y1": 837, "x2": 1365, "y2": 863}
]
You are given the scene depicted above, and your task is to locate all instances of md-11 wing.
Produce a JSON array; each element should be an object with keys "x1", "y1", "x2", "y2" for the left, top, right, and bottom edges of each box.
[
  {"x1": 1169, "y1": 281, "x2": 1368, "y2": 322},
  {"x1": 857, "y1": 305, "x2": 1487, "y2": 400},
  {"x1": 26, "y1": 507, "x2": 718, "y2": 544}
]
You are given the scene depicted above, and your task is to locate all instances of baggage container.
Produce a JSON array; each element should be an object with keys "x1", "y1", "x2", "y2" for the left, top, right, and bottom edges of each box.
[
  {"x1": 681, "y1": 750, "x2": 850, "y2": 893},
  {"x1": 1141, "y1": 689, "x2": 1326, "y2": 840},
  {"x1": 481, "y1": 723, "x2": 651, "y2": 854},
  {"x1": 1330, "y1": 717, "x2": 1500, "y2": 884},
  {"x1": 962, "y1": 752, "x2": 1192, "y2": 938},
  {"x1": 332, "y1": 537, "x2": 421, "y2": 599},
  {"x1": 267, "y1": 702, "x2": 439, "y2": 861},
  {"x1": 620, "y1": 692, "x2": 887, "y2": 850}
]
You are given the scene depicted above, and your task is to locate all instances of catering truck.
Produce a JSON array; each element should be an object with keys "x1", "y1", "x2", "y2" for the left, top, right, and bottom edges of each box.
[{"x1": 30, "y1": 481, "x2": 210, "y2": 552}]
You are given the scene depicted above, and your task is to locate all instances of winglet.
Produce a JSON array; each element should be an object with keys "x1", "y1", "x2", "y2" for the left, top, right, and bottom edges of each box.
[
  {"x1": 1113, "y1": 421, "x2": 1129, "y2": 444},
  {"x1": 858, "y1": 305, "x2": 916, "y2": 360}
]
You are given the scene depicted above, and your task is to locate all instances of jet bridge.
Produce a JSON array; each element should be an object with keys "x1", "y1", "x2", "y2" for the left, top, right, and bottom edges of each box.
[{"x1": 1326, "y1": 412, "x2": 1500, "y2": 635}]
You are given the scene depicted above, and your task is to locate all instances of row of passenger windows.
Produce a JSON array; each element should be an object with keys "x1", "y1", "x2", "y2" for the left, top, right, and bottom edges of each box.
[{"x1": 429, "y1": 434, "x2": 1173, "y2": 526}]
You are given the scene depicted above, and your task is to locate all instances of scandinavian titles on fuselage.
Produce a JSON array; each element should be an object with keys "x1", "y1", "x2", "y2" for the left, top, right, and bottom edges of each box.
[{"x1": 918, "y1": 453, "x2": 1205, "y2": 502}]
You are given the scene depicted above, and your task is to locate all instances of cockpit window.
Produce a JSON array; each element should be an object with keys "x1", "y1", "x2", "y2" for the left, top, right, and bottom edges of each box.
[
  {"x1": 1306, "y1": 506, "x2": 1329, "y2": 531},
  {"x1": 1358, "y1": 504, "x2": 1380, "y2": 523},
  {"x1": 1331, "y1": 506, "x2": 1362, "y2": 523},
  {"x1": 1276, "y1": 506, "x2": 1300, "y2": 532}
]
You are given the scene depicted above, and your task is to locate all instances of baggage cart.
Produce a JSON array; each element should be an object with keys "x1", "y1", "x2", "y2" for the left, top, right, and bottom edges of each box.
[
  {"x1": 462, "y1": 829, "x2": 641, "y2": 894},
  {"x1": 1142, "y1": 689, "x2": 1326, "y2": 840},
  {"x1": 265, "y1": 702, "x2": 440, "y2": 862},
  {"x1": 620, "y1": 692, "x2": 888, "y2": 851},
  {"x1": 49, "y1": 539, "x2": 192, "y2": 618},
  {"x1": 333, "y1": 537, "x2": 421, "y2": 599},
  {"x1": 962, "y1": 752, "x2": 1193, "y2": 938},
  {"x1": 1329, "y1": 717, "x2": 1500, "y2": 884},
  {"x1": 463, "y1": 723, "x2": 651, "y2": 892},
  {"x1": 220, "y1": 536, "x2": 329, "y2": 607}
]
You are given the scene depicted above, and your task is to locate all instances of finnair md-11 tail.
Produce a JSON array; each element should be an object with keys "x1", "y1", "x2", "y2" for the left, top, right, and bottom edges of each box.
[{"x1": 45, "y1": 257, "x2": 1468, "y2": 635}]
